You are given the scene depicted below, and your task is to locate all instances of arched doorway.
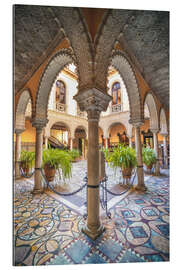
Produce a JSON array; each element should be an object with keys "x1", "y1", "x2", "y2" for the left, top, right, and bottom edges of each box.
[
  {"x1": 49, "y1": 122, "x2": 70, "y2": 150},
  {"x1": 74, "y1": 126, "x2": 87, "y2": 159},
  {"x1": 108, "y1": 122, "x2": 129, "y2": 148}
]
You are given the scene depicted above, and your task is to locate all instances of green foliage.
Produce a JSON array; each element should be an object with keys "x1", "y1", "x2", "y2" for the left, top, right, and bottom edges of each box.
[
  {"x1": 20, "y1": 150, "x2": 35, "y2": 169},
  {"x1": 109, "y1": 144, "x2": 137, "y2": 171},
  {"x1": 67, "y1": 149, "x2": 80, "y2": 162},
  {"x1": 142, "y1": 147, "x2": 156, "y2": 167},
  {"x1": 42, "y1": 148, "x2": 72, "y2": 179},
  {"x1": 102, "y1": 147, "x2": 112, "y2": 165}
]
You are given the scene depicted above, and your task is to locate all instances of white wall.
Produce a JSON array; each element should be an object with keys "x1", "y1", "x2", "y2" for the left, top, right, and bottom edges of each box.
[
  {"x1": 48, "y1": 71, "x2": 78, "y2": 115},
  {"x1": 101, "y1": 72, "x2": 129, "y2": 116}
]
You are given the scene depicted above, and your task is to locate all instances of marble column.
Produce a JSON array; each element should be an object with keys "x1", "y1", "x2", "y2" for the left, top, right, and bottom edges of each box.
[
  {"x1": 32, "y1": 119, "x2": 48, "y2": 194},
  {"x1": 74, "y1": 88, "x2": 112, "y2": 240},
  {"x1": 14, "y1": 129, "x2": 24, "y2": 179},
  {"x1": 128, "y1": 136, "x2": 133, "y2": 148},
  {"x1": 44, "y1": 136, "x2": 48, "y2": 150},
  {"x1": 104, "y1": 137, "x2": 109, "y2": 149},
  {"x1": 133, "y1": 123, "x2": 146, "y2": 191},
  {"x1": 161, "y1": 133, "x2": 168, "y2": 168},
  {"x1": 70, "y1": 137, "x2": 73, "y2": 151},
  {"x1": 152, "y1": 129, "x2": 160, "y2": 175}
]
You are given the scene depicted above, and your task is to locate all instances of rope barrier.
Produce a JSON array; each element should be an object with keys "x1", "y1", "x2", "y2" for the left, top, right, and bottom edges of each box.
[
  {"x1": 100, "y1": 168, "x2": 137, "y2": 197},
  {"x1": 20, "y1": 167, "x2": 35, "y2": 178},
  {"x1": 40, "y1": 168, "x2": 87, "y2": 196}
]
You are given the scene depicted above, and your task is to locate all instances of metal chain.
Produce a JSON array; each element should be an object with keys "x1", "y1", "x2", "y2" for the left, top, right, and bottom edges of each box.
[{"x1": 40, "y1": 168, "x2": 87, "y2": 196}]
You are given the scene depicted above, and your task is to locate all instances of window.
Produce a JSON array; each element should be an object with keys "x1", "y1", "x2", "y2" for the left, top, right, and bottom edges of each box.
[
  {"x1": 55, "y1": 80, "x2": 66, "y2": 112},
  {"x1": 112, "y1": 82, "x2": 121, "y2": 105},
  {"x1": 111, "y1": 82, "x2": 122, "y2": 112},
  {"x1": 56, "y1": 80, "x2": 66, "y2": 104}
]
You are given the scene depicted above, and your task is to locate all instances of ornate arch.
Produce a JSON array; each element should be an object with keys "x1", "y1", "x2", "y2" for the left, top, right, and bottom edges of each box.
[
  {"x1": 73, "y1": 125, "x2": 88, "y2": 139},
  {"x1": 160, "y1": 107, "x2": 168, "y2": 134},
  {"x1": 110, "y1": 51, "x2": 143, "y2": 122},
  {"x1": 35, "y1": 49, "x2": 75, "y2": 123},
  {"x1": 54, "y1": 7, "x2": 94, "y2": 91},
  {"x1": 15, "y1": 89, "x2": 33, "y2": 131},
  {"x1": 144, "y1": 92, "x2": 159, "y2": 130}
]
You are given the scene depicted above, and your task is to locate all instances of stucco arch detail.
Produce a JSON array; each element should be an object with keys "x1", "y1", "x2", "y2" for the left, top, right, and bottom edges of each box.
[
  {"x1": 35, "y1": 49, "x2": 76, "y2": 123},
  {"x1": 110, "y1": 51, "x2": 143, "y2": 123},
  {"x1": 15, "y1": 89, "x2": 33, "y2": 131},
  {"x1": 144, "y1": 92, "x2": 159, "y2": 130},
  {"x1": 160, "y1": 108, "x2": 168, "y2": 134}
]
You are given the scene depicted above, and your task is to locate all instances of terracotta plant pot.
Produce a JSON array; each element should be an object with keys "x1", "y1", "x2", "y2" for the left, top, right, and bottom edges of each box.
[
  {"x1": 146, "y1": 164, "x2": 153, "y2": 170},
  {"x1": 122, "y1": 167, "x2": 133, "y2": 179},
  {"x1": 44, "y1": 164, "x2": 56, "y2": 182},
  {"x1": 20, "y1": 163, "x2": 30, "y2": 175}
]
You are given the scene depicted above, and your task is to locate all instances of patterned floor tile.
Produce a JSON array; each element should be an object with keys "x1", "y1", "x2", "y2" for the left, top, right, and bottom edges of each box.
[{"x1": 13, "y1": 162, "x2": 169, "y2": 266}]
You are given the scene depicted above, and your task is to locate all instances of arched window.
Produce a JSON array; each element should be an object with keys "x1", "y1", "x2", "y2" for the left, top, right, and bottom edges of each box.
[
  {"x1": 56, "y1": 80, "x2": 66, "y2": 104},
  {"x1": 112, "y1": 82, "x2": 122, "y2": 112},
  {"x1": 55, "y1": 80, "x2": 66, "y2": 112}
]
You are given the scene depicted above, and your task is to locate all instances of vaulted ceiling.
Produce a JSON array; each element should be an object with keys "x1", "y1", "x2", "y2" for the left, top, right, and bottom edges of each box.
[{"x1": 14, "y1": 5, "x2": 169, "y2": 110}]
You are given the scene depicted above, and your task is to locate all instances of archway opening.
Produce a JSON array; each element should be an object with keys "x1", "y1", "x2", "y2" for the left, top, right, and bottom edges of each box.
[
  {"x1": 49, "y1": 122, "x2": 70, "y2": 150},
  {"x1": 108, "y1": 122, "x2": 129, "y2": 148},
  {"x1": 74, "y1": 127, "x2": 87, "y2": 159}
]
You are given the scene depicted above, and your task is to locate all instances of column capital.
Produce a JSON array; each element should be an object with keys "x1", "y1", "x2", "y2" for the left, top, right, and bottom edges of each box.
[
  {"x1": 31, "y1": 118, "x2": 48, "y2": 130},
  {"x1": 129, "y1": 118, "x2": 144, "y2": 127},
  {"x1": 14, "y1": 128, "x2": 25, "y2": 135},
  {"x1": 73, "y1": 88, "x2": 112, "y2": 113},
  {"x1": 160, "y1": 132, "x2": 168, "y2": 137},
  {"x1": 151, "y1": 128, "x2": 159, "y2": 134}
]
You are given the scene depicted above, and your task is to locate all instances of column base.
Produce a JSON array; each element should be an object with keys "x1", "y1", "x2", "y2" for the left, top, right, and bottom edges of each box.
[
  {"x1": 82, "y1": 224, "x2": 105, "y2": 240},
  {"x1": 135, "y1": 184, "x2": 147, "y2": 192}
]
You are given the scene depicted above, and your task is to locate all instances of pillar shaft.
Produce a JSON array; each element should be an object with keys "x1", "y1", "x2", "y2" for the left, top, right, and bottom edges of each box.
[
  {"x1": 15, "y1": 132, "x2": 22, "y2": 179},
  {"x1": 152, "y1": 130, "x2": 160, "y2": 175},
  {"x1": 33, "y1": 128, "x2": 43, "y2": 193},
  {"x1": 70, "y1": 138, "x2": 73, "y2": 151},
  {"x1": 86, "y1": 110, "x2": 101, "y2": 234},
  {"x1": 105, "y1": 137, "x2": 108, "y2": 149},
  {"x1": 73, "y1": 88, "x2": 112, "y2": 240},
  {"x1": 134, "y1": 125, "x2": 146, "y2": 191},
  {"x1": 44, "y1": 136, "x2": 48, "y2": 149},
  {"x1": 162, "y1": 134, "x2": 168, "y2": 168}
]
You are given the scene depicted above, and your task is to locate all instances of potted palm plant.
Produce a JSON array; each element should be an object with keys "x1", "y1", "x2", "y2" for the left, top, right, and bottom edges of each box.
[
  {"x1": 42, "y1": 148, "x2": 72, "y2": 182},
  {"x1": 19, "y1": 150, "x2": 35, "y2": 174},
  {"x1": 109, "y1": 144, "x2": 137, "y2": 180},
  {"x1": 142, "y1": 147, "x2": 156, "y2": 170},
  {"x1": 67, "y1": 149, "x2": 80, "y2": 162}
]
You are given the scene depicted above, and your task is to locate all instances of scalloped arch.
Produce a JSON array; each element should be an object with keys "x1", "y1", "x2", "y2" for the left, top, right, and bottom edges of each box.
[
  {"x1": 35, "y1": 49, "x2": 76, "y2": 122},
  {"x1": 144, "y1": 92, "x2": 159, "y2": 130},
  {"x1": 110, "y1": 51, "x2": 143, "y2": 123},
  {"x1": 160, "y1": 107, "x2": 168, "y2": 134},
  {"x1": 15, "y1": 89, "x2": 33, "y2": 130}
]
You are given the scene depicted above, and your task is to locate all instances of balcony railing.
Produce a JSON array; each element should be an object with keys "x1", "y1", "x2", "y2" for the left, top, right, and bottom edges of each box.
[{"x1": 112, "y1": 104, "x2": 122, "y2": 113}]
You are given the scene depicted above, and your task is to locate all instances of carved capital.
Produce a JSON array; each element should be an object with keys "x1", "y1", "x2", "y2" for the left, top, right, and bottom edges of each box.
[
  {"x1": 31, "y1": 118, "x2": 48, "y2": 130},
  {"x1": 151, "y1": 129, "x2": 159, "y2": 134},
  {"x1": 14, "y1": 128, "x2": 25, "y2": 135},
  {"x1": 129, "y1": 118, "x2": 144, "y2": 127},
  {"x1": 73, "y1": 88, "x2": 112, "y2": 113}
]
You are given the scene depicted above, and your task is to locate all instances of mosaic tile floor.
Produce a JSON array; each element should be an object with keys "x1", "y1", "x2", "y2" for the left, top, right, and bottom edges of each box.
[{"x1": 13, "y1": 161, "x2": 169, "y2": 266}]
